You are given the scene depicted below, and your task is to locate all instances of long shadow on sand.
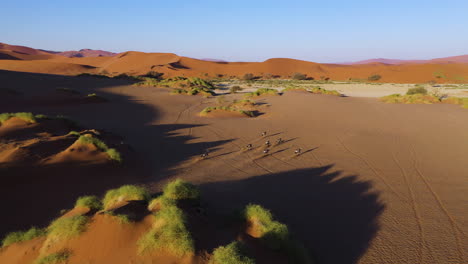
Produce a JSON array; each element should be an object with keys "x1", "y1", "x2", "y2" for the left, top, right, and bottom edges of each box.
[
  {"x1": 198, "y1": 165, "x2": 385, "y2": 264},
  {"x1": 0, "y1": 70, "x2": 232, "y2": 237}
]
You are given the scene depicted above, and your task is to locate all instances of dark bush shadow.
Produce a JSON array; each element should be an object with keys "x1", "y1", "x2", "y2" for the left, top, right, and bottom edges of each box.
[
  {"x1": 198, "y1": 166, "x2": 385, "y2": 264},
  {"x1": 0, "y1": 70, "x2": 233, "y2": 237}
]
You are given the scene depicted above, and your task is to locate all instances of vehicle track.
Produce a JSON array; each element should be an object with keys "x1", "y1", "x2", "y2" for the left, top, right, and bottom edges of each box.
[
  {"x1": 410, "y1": 145, "x2": 465, "y2": 261},
  {"x1": 391, "y1": 142, "x2": 425, "y2": 264},
  {"x1": 336, "y1": 135, "x2": 405, "y2": 201}
]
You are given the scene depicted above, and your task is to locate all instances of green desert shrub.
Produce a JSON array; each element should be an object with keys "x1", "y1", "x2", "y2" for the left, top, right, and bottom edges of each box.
[
  {"x1": 47, "y1": 216, "x2": 89, "y2": 240},
  {"x1": 162, "y1": 179, "x2": 200, "y2": 201},
  {"x1": 245, "y1": 88, "x2": 279, "y2": 97},
  {"x1": 137, "y1": 205, "x2": 194, "y2": 256},
  {"x1": 75, "y1": 195, "x2": 102, "y2": 210},
  {"x1": 102, "y1": 185, "x2": 150, "y2": 209},
  {"x1": 106, "y1": 148, "x2": 122, "y2": 163},
  {"x1": 406, "y1": 87, "x2": 428, "y2": 95},
  {"x1": 2, "y1": 227, "x2": 47, "y2": 247},
  {"x1": 230, "y1": 85, "x2": 243, "y2": 93},
  {"x1": 35, "y1": 249, "x2": 71, "y2": 264},
  {"x1": 0, "y1": 112, "x2": 37, "y2": 124},
  {"x1": 244, "y1": 204, "x2": 289, "y2": 250},
  {"x1": 210, "y1": 241, "x2": 255, "y2": 264},
  {"x1": 368, "y1": 74, "x2": 382, "y2": 81},
  {"x1": 292, "y1": 72, "x2": 307, "y2": 80}
]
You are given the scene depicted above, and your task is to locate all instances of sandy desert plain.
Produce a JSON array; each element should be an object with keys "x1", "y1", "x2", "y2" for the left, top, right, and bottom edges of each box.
[{"x1": 0, "y1": 42, "x2": 467, "y2": 264}]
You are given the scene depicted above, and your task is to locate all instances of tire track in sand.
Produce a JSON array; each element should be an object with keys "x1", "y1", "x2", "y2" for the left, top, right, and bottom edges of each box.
[
  {"x1": 410, "y1": 145, "x2": 465, "y2": 261},
  {"x1": 336, "y1": 135, "x2": 404, "y2": 201},
  {"x1": 390, "y1": 141, "x2": 425, "y2": 264}
]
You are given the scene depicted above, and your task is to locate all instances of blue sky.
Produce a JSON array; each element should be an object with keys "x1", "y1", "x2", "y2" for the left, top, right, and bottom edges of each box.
[{"x1": 2, "y1": 0, "x2": 468, "y2": 62}]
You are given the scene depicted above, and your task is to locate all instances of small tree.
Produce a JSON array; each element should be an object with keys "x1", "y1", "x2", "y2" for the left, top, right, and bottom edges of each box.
[
  {"x1": 292, "y1": 72, "x2": 307, "y2": 80},
  {"x1": 368, "y1": 74, "x2": 382, "y2": 81},
  {"x1": 243, "y1": 73, "x2": 255, "y2": 80}
]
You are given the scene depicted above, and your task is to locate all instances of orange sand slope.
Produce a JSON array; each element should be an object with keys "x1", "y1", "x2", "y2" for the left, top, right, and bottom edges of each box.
[{"x1": 0, "y1": 42, "x2": 467, "y2": 83}]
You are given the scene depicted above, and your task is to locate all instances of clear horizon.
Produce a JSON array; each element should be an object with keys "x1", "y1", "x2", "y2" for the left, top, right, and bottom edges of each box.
[{"x1": 2, "y1": 0, "x2": 468, "y2": 63}]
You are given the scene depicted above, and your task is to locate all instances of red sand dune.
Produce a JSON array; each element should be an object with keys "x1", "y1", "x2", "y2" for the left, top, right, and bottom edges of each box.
[{"x1": 0, "y1": 42, "x2": 467, "y2": 83}]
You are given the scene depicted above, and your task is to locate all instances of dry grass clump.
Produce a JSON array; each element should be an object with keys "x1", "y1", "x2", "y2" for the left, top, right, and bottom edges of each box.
[
  {"x1": 76, "y1": 135, "x2": 122, "y2": 162},
  {"x1": 406, "y1": 87, "x2": 428, "y2": 95},
  {"x1": 75, "y1": 195, "x2": 102, "y2": 210},
  {"x1": 309, "y1": 87, "x2": 342, "y2": 96},
  {"x1": 148, "y1": 196, "x2": 177, "y2": 211},
  {"x1": 102, "y1": 185, "x2": 150, "y2": 210},
  {"x1": 162, "y1": 179, "x2": 200, "y2": 201},
  {"x1": 244, "y1": 204, "x2": 313, "y2": 264},
  {"x1": 245, "y1": 88, "x2": 279, "y2": 97},
  {"x1": 1, "y1": 227, "x2": 47, "y2": 248},
  {"x1": 35, "y1": 249, "x2": 71, "y2": 264},
  {"x1": 379, "y1": 94, "x2": 441, "y2": 104},
  {"x1": 442, "y1": 97, "x2": 468, "y2": 108},
  {"x1": 210, "y1": 241, "x2": 255, "y2": 264},
  {"x1": 47, "y1": 216, "x2": 89, "y2": 241},
  {"x1": 137, "y1": 205, "x2": 194, "y2": 256},
  {"x1": 200, "y1": 106, "x2": 255, "y2": 117},
  {"x1": 282, "y1": 86, "x2": 308, "y2": 92}
]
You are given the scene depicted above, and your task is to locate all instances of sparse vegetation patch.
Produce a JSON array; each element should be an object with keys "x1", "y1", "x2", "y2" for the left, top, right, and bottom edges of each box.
[
  {"x1": 47, "y1": 215, "x2": 89, "y2": 241},
  {"x1": 162, "y1": 179, "x2": 200, "y2": 201},
  {"x1": 245, "y1": 88, "x2": 279, "y2": 97},
  {"x1": 76, "y1": 135, "x2": 122, "y2": 162},
  {"x1": 200, "y1": 106, "x2": 255, "y2": 117},
  {"x1": 35, "y1": 249, "x2": 71, "y2": 264},
  {"x1": 75, "y1": 195, "x2": 102, "y2": 210},
  {"x1": 210, "y1": 241, "x2": 255, "y2": 264},
  {"x1": 1, "y1": 227, "x2": 47, "y2": 248},
  {"x1": 379, "y1": 94, "x2": 441, "y2": 104},
  {"x1": 102, "y1": 185, "x2": 150, "y2": 209}
]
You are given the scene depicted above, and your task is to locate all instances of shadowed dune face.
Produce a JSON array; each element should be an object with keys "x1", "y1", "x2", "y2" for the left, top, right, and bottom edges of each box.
[{"x1": 200, "y1": 166, "x2": 385, "y2": 264}]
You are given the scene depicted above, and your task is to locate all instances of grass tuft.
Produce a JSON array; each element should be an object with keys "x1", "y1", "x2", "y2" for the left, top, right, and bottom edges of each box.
[
  {"x1": 244, "y1": 204, "x2": 289, "y2": 250},
  {"x1": 35, "y1": 249, "x2": 71, "y2": 264},
  {"x1": 162, "y1": 179, "x2": 200, "y2": 201},
  {"x1": 379, "y1": 94, "x2": 440, "y2": 104},
  {"x1": 148, "y1": 196, "x2": 177, "y2": 211},
  {"x1": 200, "y1": 106, "x2": 255, "y2": 117},
  {"x1": 309, "y1": 87, "x2": 342, "y2": 96},
  {"x1": 406, "y1": 87, "x2": 428, "y2": 95},
  {"x1": 210, "y1": 241, "x2": 255, "y2": 264},
  {"x1": 76, "y1": 135, "x2": 122, "y2": 162},
  {"x1": 245, "y1": 88, "x2": 279, "y2": 97},
  {"x1": 75, "y1": 195, "x2": 102, "y2": 210},
  {"x1": 102, "y1": 185, "x2": 150, "y2": 209},
  {"x1": 1, "y1": 227, "x2": 47, "y2": 248},
  {"x1": 0, "y1": 112, "x2": 37, "y2": 124},
  {"x1": 137, "y1": 205, "x2": 194, "y2": 256},
  {"x1": 47, "y1": 216, "x2": 89, "y2": 241}
]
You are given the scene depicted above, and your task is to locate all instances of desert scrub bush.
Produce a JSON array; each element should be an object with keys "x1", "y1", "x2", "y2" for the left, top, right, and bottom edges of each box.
[
  {"x1": 244, "y1": 204, "x2": 289, "y2": 250},
  {"x1": 200, "y1": 106, "x2": 255, "y2": 117},
  {"x1": 368, "y1": 74, "x2": 382, "y2": 81},
  {"x1": 230, "y1": 85, "x2": 243, "y2": 93},
  {"x1": 162, "y1": 179, "x2": 200, "y2": 201},
  {"x1": 210, "y1": 241, "x2": 255, "y2": 264},
  {"x1": 102, "y1": 185, "x2": 150, "y2": 209},
  {"x1": 2, "y1": 227, "x2": 47, "y2": 247},
  {"x1": 244, "y1": 88, "x2": 279, "y2": 97},
  {"x1": 379, "y1": 94, "x2": 440, "y2": 104},
  {"x1": 0, "y1": 112, "x2": 37, "y2": 124},
  {"x1": 309, "y1": 87, "x2": 342, "y2": 96},
  {"x1": 292, "y1": 72, "x2": 307, "y2": 80},
  {"x1": 76, "y1": 135, "x2": 122, "y2": 162},
  {"x1": 75, "y1": 195, "x2": 102, "y2": 210},
  {"x1": 35, "y1": 249, "x2": 71, "y2": 264},
  {"x1": 137, "y1": 205, "x2": 194, "y2": 256},
  {"x1": 282, "y1": 86, "x2": 308, "y2": 92},
  {"x1": 243, "y1": 73, "x2": 255, "y2": 80},
  {"x1": 406, "y1": 87, "x2": 428, "y2": 95},
  {"x1": 47, "y1": 216, "x2": 89, "y2": 240}
]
